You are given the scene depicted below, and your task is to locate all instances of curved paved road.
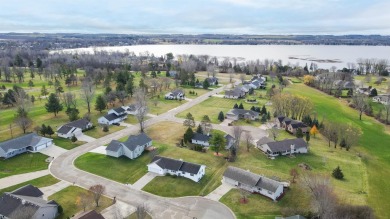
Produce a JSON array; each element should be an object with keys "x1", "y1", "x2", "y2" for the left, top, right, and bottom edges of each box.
[{"x1": 50, "y1": 86, "x2": 237, "y2": 219}]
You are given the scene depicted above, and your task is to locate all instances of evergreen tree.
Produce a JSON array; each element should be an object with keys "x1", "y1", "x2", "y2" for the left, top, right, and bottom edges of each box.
[
  {"x1": 306, "y1": 131, "x2": 310, "y2": 143},
  {"x1": 196, "y1": 124, "x2": 203, "y2": 134},
  {"x1": 71, "y1": 135, "x2": 78, "y2": 143},
  {"x1": 46, "y1": 125, "x2": 54, "y2": 137},
  {"x1": 125, "y1": 77, "x2": 134, "y2": 97},
  {"x1": 339, "y1": 138, "x2": 347, "y2": 148},
  {"x1": 233, "y1": 103, "x2": 239, "y2": 109},
  {"x1": 332, "y1": 166, "x2": 344, "y2": 180},
  {"x1": 210, "y1": 132, "x2": 226, "y2": 155},
  {"x1": 296, "y1": 127, "x2": 304, "y2": 138},
  {"x1": 45, "y1": 93, "x2": 63, "y2": 116},
  {"x1": 347, "y1": 89, "x2": 353, "y2": 97},
  {"x1": 40, "y1": 124, "x2": 47, "y2": 136},
  {"x1": 267, "y1": 111, "x2": 271, "y2": 120},
  {"x1": 41, "y1": 85, "x2": 48, "y2": 97},
  {"x1": 116, "y1": 82, "x2": 125, "y2": 92},
  {"x1": 31, "y1": 95, "x2": 35, "y2": 104},
  {"x1": 218, "y1": 111, "x2": 224, "y2": 122},
  {"x1": 203, "y1": 79, "x2": 210, "y2": 89},
  {"x1": 261, "y1": 105, "x2": 267, "y2": 115},
  {"x1": 95, "y1": 95, "x2": 107, "y2": 113},
  {"x1": 102, "y1": 125, "x2": 109, "y2": 132},
  {"x1": 66, "y1": 107, "x2": 80, "y2": 121},
  {"x1": 105, "y1": 86, "x2": 112, "y2": 95},
  {"x1": 250, "y1": 106, "x2": 255, "y2": 111},
  {"x1": 370, "y1": 88, "x2": 378, "y2": 97},
  {"x1": 238, "y1": 103, "x2": 244, "y2": 109},
  {"x1": 183, "y1": 127, "x2": 194, "y2": 143},
  {"x1": 166, "y1": 71, "x2": 170, "y2": 77},
  {"x1": 261, "y1": 114, "x2": 267, "y2": 123},
  {"x1": 28, "y1": 80, "x2": 34, "y2": 88}
]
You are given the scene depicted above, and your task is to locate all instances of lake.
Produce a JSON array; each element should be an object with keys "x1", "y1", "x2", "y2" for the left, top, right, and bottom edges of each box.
[{"x1": 61, "y1": 45, "x2": 390, "y2": 69}]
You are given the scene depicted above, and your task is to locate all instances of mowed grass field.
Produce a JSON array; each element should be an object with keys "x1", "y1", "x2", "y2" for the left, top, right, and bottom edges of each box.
[
  {"x1": 0, "y1": 153, "x2": 49, "y2": 178},
  {"x1": 49, "y1": 186, "x2": 112, "y2": 219},
  {"x1": 282, "y1": 83, "x2": 390, "y2": 219},
  {"x1": 0, "y1": 174, "x2": 60, "y2": 195},
  {"x1": 176, "y1": 96, "x2": 270, "y2": 124}
]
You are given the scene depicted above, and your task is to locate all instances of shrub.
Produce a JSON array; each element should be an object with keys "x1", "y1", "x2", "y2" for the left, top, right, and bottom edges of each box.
[
  {"x1": 102, "y1": 125, "x2": 109, "y2": 132},
  {"x1": 70, "y1": 135, "x2": 77, "y2": 142},
  {"x1": 332, "y1": 166, "x2": 344, "y2": 180}
]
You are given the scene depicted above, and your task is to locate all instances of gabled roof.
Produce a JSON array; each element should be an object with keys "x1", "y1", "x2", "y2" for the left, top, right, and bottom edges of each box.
[
  {"x1": 65, "y1": 118, "x2": 91, "y2": 129},
  {"x1": 224, "y1": 134, "x2": 235, "y2": 142},
  {"x1": 103, "y1": 113, "x2": 124, "y2": 121},
  {"x1": 282, "y1": 117, "x2": 292, "y2": 125},
  {"x1": 223, "y1": 166, "x2": 282, "y2": 192},
  {"x1": 276, "y1": 116, "x2": 286, "y2": 123},
  {"x1": 73, "y1": 210, "x2": 105, "y2": 219},
  {"x1": 256, "y1": 137, "x2": 274, "y2": 146},
  {"x1": 11, "y1": 184, "x2": 43, "y2": 197},
  {"x1": 0, "y1": 193, "x2": 40, "y2": 217},
  {"x1": 192, "y1": 133, "x2": 211, "y2": 142},
  {"x1": 57, "y1": 125, "x2": 75, "y2": 135},
  {"x1": 112, "y1": 107, "x2": 126, "y2": 114},
  {"x1": 225, "y1": 87, "x2": 244, "y2": 97},
  {"x1": 171, "y1": 89, "x2": 184, "y2": 96},
  {"x1": 150, "y1": 156, "x2": 203, "y2": 175},
  {"x1": 226, "y1": 109, "x2": 259, "y2": 117},
  {"x1": 0, "y1": 133, "x2": 51, "y2": 153},
  {"x1": 206, "y1": 77, "x2": 218, "y2": 83},
  {"x1": 106, "y1": 140, "x2": 123, "y2": 152},
  {"x1": 123, "y1": 133, "x2": 152, "y2": 151},
  {"x1": 128, "y1": 104, "x2": 137, "y2": 112},
  {"x1": 264, "y1": 138, "x2": 307, "y2": 153},
  {"x1": 289, "y1": 121, "x2": 308, "y2": 129}
]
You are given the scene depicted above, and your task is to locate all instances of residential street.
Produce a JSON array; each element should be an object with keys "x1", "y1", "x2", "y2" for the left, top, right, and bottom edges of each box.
[{"x1": 50, "y1": 85, "x2": 236, "y2": 219}]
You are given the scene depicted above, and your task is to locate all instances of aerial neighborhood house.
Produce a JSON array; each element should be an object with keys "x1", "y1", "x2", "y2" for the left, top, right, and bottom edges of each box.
[
  {"x1": 225, "y1": 134, "x2": 236, "y2": 150},
  {"x1": 223, "y1": 166, "x2": 284, "y2": 201},
  {"x1": 57, "y1": 118, "x2": 93, "y2": 139},
  {"x1": 106, "y1": 133, "x2": 152, "y2": 159},
  {"x1": 206, "y1": 77, "x2": 218, "y2": 86},
  {"x1": 73, "y1": 210, "x2": 105, "y2": 219},
  {"x1": 147, "y1": 156, "x2": 206, "y2": 182},
  {"x1": 224, "y1": 87, "x2": 246, "y2": 99},
  {"x1": 165, "y1": 89, "x2": 185, "y2": 100},
  {"x1": 98, "y1": 106, "x2": 128, "y2": 125},
  {"x1": 124, "y1": 104, "x2": 139, "y2": 115},
  {"x1": 356, "y1": 87, "x2": 374, "y2": 95},
  {"x1": 226, "y1": 109, "x2": 259, "y2": 121},
  {"x1": 372, "y1": 94, "x2": 390, "y2": 105},
  {"x1": 0, "y1": 184, "x2": 58, "y2": 219},
  {"x1": 191, "y1": 133, "x2": 211, "y2": 147},
  {"x1": 0, "y1": 133, "x2": 53, "y2": 159},
  {"x1": 286, "y1": 121, "x2": 309, "y2": 135},
  {"x1": 343, "y1": 81, "x2": 355, "y2": 89},
  {"x1": 168, "y1": 70, "x2": 177, "y2": 77},
  {"x1": 258, "y1": 138, "x2": 308, "y2": 158},
  {"x1": 256, "y1": 137, "x2": 275, "y2": 148}
]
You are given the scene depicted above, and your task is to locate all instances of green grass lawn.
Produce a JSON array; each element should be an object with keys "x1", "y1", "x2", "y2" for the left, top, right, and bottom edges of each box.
[
  {"x1": 49, "y1": 186, "x2": 112, "y2": 219},
  {"x1": 147, "y1": 95, "x2": 187, "y2": 115},
  {"x1": 84, "y1": 125, "x2": 125, "y2": 139},
  {"x1": 282, "y1": 83, "x2": 390, "y2": 219},
  {"x1": 354, "y1": 75, "x2": 389, "y2": 93},
  {"x1": 0, "y1": 174, "x2": 60, "y2": 195},
  {"x1": 75, "y1": 152, "x2": 150, "y2": 184},
  {"x1": 53, "y1": 137, "x2": 86, "y2": 150},
  {"x1": 0, "y1": 153, "x2": 49, "y2": 178},
  {"x1": 176, "y1": 97, "x2": 270, "y2": 124}
]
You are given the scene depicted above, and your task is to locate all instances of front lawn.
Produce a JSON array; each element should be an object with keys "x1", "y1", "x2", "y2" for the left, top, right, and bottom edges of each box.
[
  {"x1": 147, "y1": 95, "x2": 187, "y2": 115},
  {"x1": 84, "y1": 125, "x2": 125, "y2": 139},
  {"x1": 49, "y1": 186, "x2": 112, "y2": 219},
  {"x1": 0, "y1": 174, "x2": 60, "y2": 195},
  {"x1": 176, "y1": 97, "x2": 270, "y2": 124},
  {"x1": 53, "y1": 137, "x2": 85, "y2": 150},
  {"x1": 0, "y1": 153, "x2": 49, "y2": 178}
]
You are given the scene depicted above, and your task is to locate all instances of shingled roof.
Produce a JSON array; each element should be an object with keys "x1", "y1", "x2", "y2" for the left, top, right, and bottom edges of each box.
[
  {"x1": 65, "y1": 118, "x2": 91, "y2": 129},
  {"x1": 11, "y1": 184, "x2": 43, "y2": 197},
  {"x1": 0, "y1": 133, "x2": 50, "y2": 153},
  {"x1": 103, "y1": 113, "x2": 123, "y2": 121},
  {"x1": 227, "y1": 109, "x2": 259, "y2": 117},
  {"x1": 223, "y1": 166, "x2": 282, "y2": 193},
  {"x1": 106, "y1": 133, "x2": 152, "y2": 152},
  {"x1": 192, "y1": 133, "x2": 211, "y2": 142},
  {"x1": 150, "y1": 156, "x2": 203, "y2": 175},
  {"x1": 265, "y1": 138, "x2": 307, "y2": 153}
]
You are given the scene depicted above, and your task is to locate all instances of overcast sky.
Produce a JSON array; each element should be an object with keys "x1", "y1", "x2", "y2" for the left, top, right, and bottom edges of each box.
[{"x1": 1, "y1": 0, "x2": 389, "y2": 35}]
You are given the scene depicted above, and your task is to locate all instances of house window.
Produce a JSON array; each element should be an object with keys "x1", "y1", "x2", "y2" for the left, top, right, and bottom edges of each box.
[{"x1": 190, "y1": 173, "x2": 194, "y2": 176}]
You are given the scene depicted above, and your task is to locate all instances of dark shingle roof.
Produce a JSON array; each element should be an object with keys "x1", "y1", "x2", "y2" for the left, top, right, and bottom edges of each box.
[
  {"x1": 57, "y1": 125, "x2": 75, "y2": 134},
  {"x1": 74, "y1": 210, "x2": 105, "y2": 219},
  {"x1": 112, "y1": 107, "x2": 126, "y2": 114},
  {"x1": 151, "y1": 156, "x2": 203, "y2": 174},
  {"x1": 171, "y1": 89, "x2": 184, "y2": 96},
  {"x1": 289, "y1": 121, "x2": 308, "y2": 129},
  {"x1": 103, "y1": 113, "x2": 123, "y2": 121},
  {"x1": 0, "y1": 194, "x2": 39, "y2": 217},
  {"x1": 276, "y1": 116, "x2": 286, "y2": 123},
  {"x1": 265, "y1": 138, "x2": 307, "y2": 153},
  {"x1": 192, "y1": 133, "x2": 211, "y2": 142},
  {"x1": 224, "y1": 134, "x2": 235, "y2": 142},
  {"x1": 0, "y1": 133, "x2": 49, "y2": 153},
  {"x1": 223, "y1": 166, "x2": 282, "y2": 192},
  {"x1": 282, "y1": 117, "x2": 292, "y2": 125},
  {"x1": 11, "y1": 184, "x2": 43, "y2": 197},
  {"x1": 124, "y1": 133, "x2": 152, "y2": 151},
  {"x1": 65, "y1": 118, "x2": 91, "y2": 129},
  {"x1": 256, "y1": 137, "x2": 274, "y2": 146},
  {"x1": 225, "y1": 87, "x2": 244, "y2": 97},
  {"x1": 227, "y1": 109, "x2": 259, "y2": 117},
  {"x1": 106, "y1": 140, "x2": 123, "y2": 152}
]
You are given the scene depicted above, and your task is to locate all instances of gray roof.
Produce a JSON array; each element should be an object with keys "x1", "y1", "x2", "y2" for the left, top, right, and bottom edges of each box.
[
  {"x1": 276, "y1": 116, "x2": 286, "y2": 123},
  {"x1": 224, "y1": 134, "x2": 235, "y2": 142},
  {"x1": 0, "y1": 133, "x2": 51, "y2": 153},
  {"x1": 112, "y1": 107, "x2": 126, "y2": 114},
  {"x1": 206, "y1": 77, "x2": 218, "y2": 83},
  {"x1": 227, "y1": 109, "x2": 259, "y2": 117},
  {"x1": 289, "y1": 121, "x2": 308, "y2": 129},
  {"x1": 128, "y1": 104, "x2": 137, "y2": 111},
  {"x1": 106, "y1": 133, "x2": 152, "y2": 152},
  {"x1": 171, "y1": 89, "x2": 184, "y2": 96},
  {"x1": 192, "y1": 133, "x2": 211, "y2": 142},
  {"x1": 103, "y1": 113, "x2": 124, "y2": 121},
  {"x1": 74, "y1": 210, "x2": 105, "y2": 219},
  {"x1": 151, "y1": 156, "x2": 203, "y2": 175},
  {"x1": 223, "y1": 166, "x2": 282, "y2": 192},
  {"x1": 225, "y1": 87, "x2": 244, "y2": 97},
  {"x1": 265, "y1": 138, "x2": 307, "y2": 153},
  {"x1": 11, "y1": 184, "x2": 43, "y2": 197},
  {"x1": 57, "y1": 125, "x2": 75, "y2": 134},
  {"x1": 256, "y1": 137, "x2": 274, "y2": 146},
  {"x1": 65, "y1": 118, "x2": 91, "y2": 129}
]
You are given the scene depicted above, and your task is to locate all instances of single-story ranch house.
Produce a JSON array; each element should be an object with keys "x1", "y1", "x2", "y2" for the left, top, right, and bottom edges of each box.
[
  {"x1": 0, "y1": 184, "x2": 58, "y2": 219},
  {"x1": 372, "y1": 94, "x2": 390, "y2": 105},
  {"x1": 275, "y1": 116, "x2": 308, "y2": 134},
  {"x1": 191, "y1": 133, "x2": 211, "y2": 147},
  {"x1": 0, "y1": 133, "x2": 53, "y2": 159},
  {"x1": 258, "y1": 138, "x2": 308, "y2": 158},
  {"x1": 165, "y1": 89, "x2": 185, "y2": 100},
  {"x1": 223, "y1": 166, "x2": 284, "y2": 201},
  {"x1": 206, "y1": 77, "x2": 218, "y2": 86},
  {"x1": 147, "y1": 156, "x2": 206, "y2": 182},
  {"x1": 106, "y1": 133, "x2": 152, "y2": 159},
  {"x1": 98, "y1": 106, "x2": 128, "y2": 125},
  {"x1": 226, "y1": 109, "x2": 259, "y2": 121},
  {"x1": 224, "y1": 87, "x2": 246, "y2": 99},
  {"x1": 57, "y1": 118, "x2": 93, "y2": 139}
]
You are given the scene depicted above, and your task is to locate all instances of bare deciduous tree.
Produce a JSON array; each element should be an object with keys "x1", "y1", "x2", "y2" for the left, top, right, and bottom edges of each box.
[
  {"x1": 232, "y1": 126, "x2": 243, "y2": 150},
  {"x1": 81, "y1": 77, "x2": 95, "y2": 114},
  {"x1": 89, "y1": 184, "x2": 105, "y2": 207},
  {"x1": 76, "y1": 192, "x2": 91, "y2": 212},
  {"x1": 243, "y1": 131, "x2": 253, "y2": 152},
  {"x1": 134, "y1": 88, "x2": 149, "y2": 133},
  {"x1": 267, "y1": 124, "x2": 281, "y2": 140},
  {"x1": 352, "y1": 93, "x2": 369, "y2": 120},
  {"x1": 61, "y1": 92, "x2": 77, "y2": 109},
  {"x1": 136, "y1": 204, "x2": 148, "y2": 219}
]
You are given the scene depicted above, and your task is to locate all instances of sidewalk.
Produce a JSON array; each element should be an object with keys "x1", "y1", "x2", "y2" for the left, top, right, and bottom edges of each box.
[
  {"x1": 0, "y1": 170, "x2": 50, "y2": 189},
  {"x1": 40, "y1": 180, "x2": 71, "y2": 200}
]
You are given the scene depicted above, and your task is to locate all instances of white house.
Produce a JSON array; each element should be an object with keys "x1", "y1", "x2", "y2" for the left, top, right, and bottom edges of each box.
[
  {"x1": 147, "y1": 156, "x2": 206, "y2": 182},
  {"x1": 125, "y1": 104, "x2": 139, "y2": 115},
  {"x1": 106, "y1": 133, "x2": 152, "y2": 159},
  {"x1": 226, "y1": 109, "x2": 259, "y2": 121},
  {"x1": 0, "y1": 184, "x2": 58, "y2": 219},
  {"x1": 165, "y1": 89, "x2": 185, "y2": 100},
  {"x1": 373, "y1": 94, "x2": 390, "y2": 105},
  {"x1": 0, "y1": 133, "x2": 53, "y2": 159},
  {"x1": 57, "y1": 118, "x2": 93, "y2": 139},
  {"x1": 225, "y1": 134, "x2": 236, "y2": 150},
  {"x1": 191, "y1": 133, "x2": 211, "y2": 147},
  {"x1": 98, "y1": 106, "x2": 128, "y2": 125},
  {"x1": 258, "y1": 138, "x2": 308, "y2": 158},
  {"x1": 223, "y1": 166, "x2": 284, "y2": 201}
]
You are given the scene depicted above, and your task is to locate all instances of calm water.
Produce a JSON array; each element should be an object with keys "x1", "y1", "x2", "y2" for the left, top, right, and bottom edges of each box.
[{"x1": 62, "y1": 45, "x2": 390, "y2": 69}]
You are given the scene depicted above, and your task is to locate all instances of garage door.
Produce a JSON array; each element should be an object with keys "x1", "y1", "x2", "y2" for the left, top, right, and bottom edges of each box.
[
  {"x1": 35, "y1": 144, "x2": 47, "y2": 151},
  {"x1": 148, "y1": 167, "x2": 162, "y2": 174}
]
